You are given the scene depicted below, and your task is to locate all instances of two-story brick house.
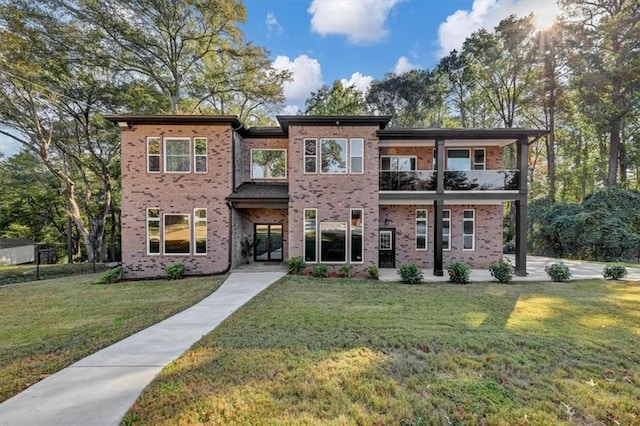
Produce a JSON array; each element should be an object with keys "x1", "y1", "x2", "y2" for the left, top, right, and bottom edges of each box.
[{"x1": 105, "y1": 114, "x2": 546, "y2": 279}]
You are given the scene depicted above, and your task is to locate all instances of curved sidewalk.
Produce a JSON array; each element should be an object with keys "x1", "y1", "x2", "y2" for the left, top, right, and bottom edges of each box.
[{"x1": 0, "y1": 272, "x2": 285, "y2": 426}]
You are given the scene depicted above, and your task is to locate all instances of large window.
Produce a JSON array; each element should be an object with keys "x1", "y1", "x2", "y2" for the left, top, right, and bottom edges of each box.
[
  {"x1": 194, "y1": 208, "x2": 207, "y2": 255},
  {"x1": 304, "y1": 139, "x2": 317, "y2": 174},
  {"x1": 443, "y1": 209, "x2": 451, "y2": 251},
  {"x1": 416, "y1": 209, "x2": 428, "y2": 250},
  {"x1": 163, "y1": 214, "x2": 190, "y2": 254},
  {"x1": 164, "y1": 138, "x2": 191, "y2": 173},
  {"x1": 350, "y1": 139, "x2": 364, "y2": 174},
  {"x1": 447, "y1": 149, "x2": 471, "y2": 171},
  {"x1": 463, "y1": 209, "x2": 475, "y2": 251},
  {"x1": 304, "y1": 209, "x2": 317, "y2": 262},
  {"x1": 194, "y1": 138, "x2": 207, "y2": 173},
  {"x1": 321, "y1": 138, "x2": 347, "y2": 174},
  {"x1": 147, "y1": 137, "x2": 160, "y2": 173},
  {"x1": 320, "y1": 222, "x2": 347, "y2": 262},
  {"x1": 251, "y1": 149, "x2": 286, "y2": 179},
  {"x1": 381, "y1": 156, "x2": 417, "y2": 171},
  {"x1": 350, "y1": 209, "x2": 363, "y2": 263},
  {"x1": 147, "y1": 208, "x2": 160, "y2": 254}
]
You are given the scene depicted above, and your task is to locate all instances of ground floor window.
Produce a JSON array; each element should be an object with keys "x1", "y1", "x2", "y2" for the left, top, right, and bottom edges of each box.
[
  {"x1": 320, "y1": 222, "x2": 347, "y2": 262},
  {"x1": 443, "y1": 209, "x2": 451, "y2": 251},
  {"x1": 144, "y1": 208, "x2": 208, "y2": 255},
  {"x1": 416, "y1": 209, "x2": 427, "y2": 250},
  {"x1": 304, "y1": 209, "x2": 317, "y2": 262},
  {"x1": 350, "y1": 209, "x2": 363, "y2": 263},
  {"x1": 147, "y1": 208, "x2": 160, "y2": 254},
  {"x1": 194, "y1": 208, "x2": 207, "y2": 255},
  {"x1": 463, "y1": 209, "x2": 475, "y2": 251},
  {"x1": 164, "y1": 214, "x2": 190, "y2": 254}
]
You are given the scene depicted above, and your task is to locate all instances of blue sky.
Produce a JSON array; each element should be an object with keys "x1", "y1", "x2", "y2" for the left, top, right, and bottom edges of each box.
[{"x1": 0, "y1": 0, "x2": 560, "y2": 158}]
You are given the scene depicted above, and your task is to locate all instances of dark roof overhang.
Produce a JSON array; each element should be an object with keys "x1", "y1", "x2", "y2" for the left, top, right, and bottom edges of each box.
[
  {"x1": 226, "y1": 183, "x2": 289, "y2": 209},
  {"x1": 102, "y1": 114, "x2": 244, "y2": 130},
  {"x1": 379, "y1": 128, "x2": 548, "y2": 141},
  {"x1": 276, "y1": 115, "x2": 392, "y2": 135}
]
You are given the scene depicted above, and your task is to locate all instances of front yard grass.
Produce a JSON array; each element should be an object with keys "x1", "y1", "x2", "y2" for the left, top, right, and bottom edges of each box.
[
  {"x1": 0, "y1": 273, "x2": 225, "y2": 402},
  {"x1": 125, "y1": 276, "x2": 639, "y2": 425}
]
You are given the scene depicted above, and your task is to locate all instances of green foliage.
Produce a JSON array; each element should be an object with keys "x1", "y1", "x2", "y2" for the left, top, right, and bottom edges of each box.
[
  {"x1": 304, "y1": 80, "x2": 366, "y2": 115},
  {"x1": 545, "y1": 263, "x2": 572, "y2": 282},
  {"x1": 489, "y1": 258, "x2": 513, "y2": 284},
  {"x1": 98, "y1": 266, "x2": 122, "y2": 284},
  {"x1": 312, "y1": 264, "x2": 328, "y2": 278},
  {"x1": 397, "y1": 263, "x2": 423, "y2": 284},
  {"x1": 448, "y1": 261, "x2": 470, "y2": 284},
  {"x1": 367, "y1": 263, "x2": 379, "y2": 279},
  {"x1": 339, "y1": 264, "x2": 351, "y2": 278},
  {"x1": 164, "y1": 263, "x2": 186, "y2": 280},
  {"x1": 286, "y1": 256, "x2": 305, "y2": 275},
  {"x1": 603, "y1": 264, "x2": 628, "y2": 280}
]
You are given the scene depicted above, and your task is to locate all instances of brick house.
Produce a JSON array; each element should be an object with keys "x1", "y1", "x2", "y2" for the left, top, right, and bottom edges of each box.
[{"x1": 105, "y1": 114, "x2": 546, "y2": 279}]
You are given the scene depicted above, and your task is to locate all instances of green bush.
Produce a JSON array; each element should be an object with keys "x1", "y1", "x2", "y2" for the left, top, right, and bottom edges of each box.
[
  {"x1": 397, "y1": 263, "x2": 423, "y2": 284},
  {"x1": 286, "y1": 256, "x2": 306, "y2": 275},
  {"x1": 98, "y1": 266, "x2": 122, "y2": 284},
  {"x1": 545, "y1": 262, "x2": 571, "y2": 282},
  {"x1": 603, "y1": 264, "x2": 628, "y2": 280},
  {"x1": 312, "y1": 263, "x2": 328, "y2": 278},
  {"x1": 447, "y1": 261, "x2": 470, "y2": 284},
  {"x1": 165, "y1": 263, "x2": 185, "y2": 280},
  {"x1": 340, "y1": 264, "x2": 351, "y2": 278},
  {"x1": 489, "y1": 258, "x2": 513, "y2": 284},
  {"x1": 367, "y1": 263, "x2": 379, "y2": 279}
]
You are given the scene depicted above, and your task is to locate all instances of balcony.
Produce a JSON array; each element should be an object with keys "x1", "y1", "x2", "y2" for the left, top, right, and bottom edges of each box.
[{"x1": 379, "y1": 170, "x2": 519, "y2": 191}]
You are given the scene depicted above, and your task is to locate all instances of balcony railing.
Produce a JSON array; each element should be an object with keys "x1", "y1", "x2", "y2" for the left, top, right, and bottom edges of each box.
[{"x1": 379, "y1": 170, "x2": 519, "y2": 191}]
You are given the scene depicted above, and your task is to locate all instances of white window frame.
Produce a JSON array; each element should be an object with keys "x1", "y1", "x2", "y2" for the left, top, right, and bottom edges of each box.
[
  {"x1": 164, "y1": 137, "x2": 191, "y2": 173},
  {"x1": 304, "y1": 139, "x2": 317, "y2": 174},
  {"x1": 473, "y1": 148, "x2": 486, "y2": 170},
  {"x1": 380, "y1": 155, "x2": 417, "y2": 171},
  {"x1": 320, "y1": 222, "x2": 347, "y2": 263},
  {"x1": 163, "y1": 213, "x2": 191, "y2": 255},
  {"x1": 416, "y1": 209, "x2": 428, "y2": 251},
  {"x1": 194, "y1": 137, "x2": 207, "y2": 173},
  {"x1": 303, "y1": 208, "x2": 317, "y2": 263},
  {"x1": 463, "y1": 209, "x2": 475, "y2": 251},
  {"x1": 193, "y1": 208, "x2": 207, "y2": 255},
  {"x1": 320, "y1": 138, "x2": 348, "y2": 174},
  {"x1": 443, "y1": 209, "x2": 452, "y2": 251},
  {"x1": 446, "y1": 148, "x2": 471, "y2": 171},
  {"x1": 146, "y1": 207, "x2": 160, "y2": 255},
  {"x1": 147, "y1": 137, "x2": 161, "y2": 173},
  {"x1": 379, "y1": 230, "x2": 393, "y2": 250},
  {"x1": 349, "y1": 209, "x2": 364, "y2": 263},
  {"x1": 250, "y1": 148, "x2": 287, "y2": 179},
  {"x1": 349, "y1": 138, "x2": 364, "y2": 174}
]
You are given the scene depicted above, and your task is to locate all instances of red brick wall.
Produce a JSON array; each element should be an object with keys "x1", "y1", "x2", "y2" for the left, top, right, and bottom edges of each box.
[{"x1": 120, "y1": 123, "x2": 233, "y2": 278}]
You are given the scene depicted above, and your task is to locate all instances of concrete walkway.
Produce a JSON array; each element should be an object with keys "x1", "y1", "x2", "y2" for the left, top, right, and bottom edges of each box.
[
  {"x1": 0, "y1": 272, "x2": 285, "y2": 426},
  {"x1": 379, "y1": 255, "x2": 640, "y2": 282}
]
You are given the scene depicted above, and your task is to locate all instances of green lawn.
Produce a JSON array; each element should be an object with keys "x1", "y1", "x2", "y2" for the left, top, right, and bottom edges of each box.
[
  {"x1": 124, "y1": 276, "x2": 640, "y2": 426},
  {"x1": 0, "y1": 273, "x2": 225, "y2": 402}
]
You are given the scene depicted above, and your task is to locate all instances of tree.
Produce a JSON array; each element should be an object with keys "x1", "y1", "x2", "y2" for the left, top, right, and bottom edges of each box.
[{"x1": 305, "y1": 81, "x2": 366, "y2": 115}]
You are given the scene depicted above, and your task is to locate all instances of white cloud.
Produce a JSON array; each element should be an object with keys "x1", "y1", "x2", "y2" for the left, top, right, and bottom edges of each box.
[
  {"x1": 308, "y1": 0, "x2": 402, "y2": 44},
  {"x1": 437, "y1": 0, "x2": 561, "y2": 57},
  {"x1": 280, "y1": 105, "x2": 300, "y2": 115},
  {"x1": 266, "y1": 12, "x2": 283, "y2": 36},
  {"x1": 393, "y1": 56, "x2": 419, "y2": 75},
  {"x1": 340, "y1": 72, "x2": 374, "y2": 94},
  {"x1": 272, "y1": 54, "x2": 323, "y2": 105}
]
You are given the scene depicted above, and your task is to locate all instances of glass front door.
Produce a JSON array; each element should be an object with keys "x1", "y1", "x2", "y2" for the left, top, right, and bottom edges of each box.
[
  {"x1": 379, "y1": 228, "x2": 395, "y2": 268},
  {"x1": 254, "y1": 224, "x2": 283, "y2": 261}
]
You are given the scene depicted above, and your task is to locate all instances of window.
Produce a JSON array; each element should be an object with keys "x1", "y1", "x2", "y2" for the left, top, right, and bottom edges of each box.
[
  {"x1": 147, "y1": 137, "x2": 160, "y2": 173},
  {"x1": 320, "y1": 222, "x2": 347, "y2": 262},
  {"x1": 251, "y1": 149, "x2": 286, "y2": 179},
  {"x1": 194, "y1": 208, "x2": 206, "y2": 255},
  {"x1": 416, "y1": 209, "x2": 428, "y2": 250},
  {"x1": 194, "y1": 138, "x2": 207, "y2": 173},
  {"x1": 164, "y1": 138, "x2": 191, "y2": 172},
  {"x1": 381, "y1": 156, "x2": 416, "y2": 171},
  {"x1": 304, "y1": 139, "x2": 317, "y2": 174},
  {"x1": 380, "y1": 230, "x2": 392, "y2": 250},
  {"x1": 447, "y1": 149, "x2": 471, "y2": 171},
  {"x1": 463, "y1": 210, "x2": 475, "y2": 251},
  {"x1": 443, "y1": 209, "x2": 451, "y2": 251},
  {"x1": 321, "y1": 138, "x2": 347, "y2": 174},
  {"x1": 474, "y1": 148, "x2": 485, "y2": 170},
  {"x1": 350, "y1": 209, "x2": 363, "y2": 263},
  {"x1": 304, "y1": 209, "x2": 317, "y2": 263},
  {"x1": 350, "y1": 139, "x2": 364, "y2": 174},
  {"x1": 164, "y1": 214, "x2": 190, "y2": 254},
  {"x1": 147, "y1": 208, "x2": 160, "y2": 254}
]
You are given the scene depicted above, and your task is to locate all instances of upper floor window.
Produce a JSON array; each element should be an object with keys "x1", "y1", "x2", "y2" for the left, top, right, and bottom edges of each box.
[
  {"x1": 304, "y1": 139, "x2": 317, "y2": 174},
  {"x1": 350, "y1": 139, "x2": 364, "y2": 174},
  {"x1": 446, "y1": 148, "x2": 486, "y2": 171},
  {"x1": 251, "y1": 149, "x2": 286, "y2": 179},
  {"x1": 194, "y1": 138, "x2": 208, "y2": 173},
  {"x1": 381, "y1": 156, "x2": 416, "y2": 171},
  {"x1": 473, "y1": 148, "x2": 486, "y2": 170},
  {"x1": 164, "y1": 138, "x2": 191, "y2": 173},
  {"x1": 147, "y1": 137, "x2": 160, "y2": 173},
  {"x1": 321, "y1": 138, "x2": 347, "y2": 174}
]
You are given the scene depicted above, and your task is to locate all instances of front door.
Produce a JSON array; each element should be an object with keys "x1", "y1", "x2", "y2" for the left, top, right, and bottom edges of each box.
[
  {"x1": 254, "y1": 224, "x2": 283, "y2": 261},
  {"x1": 379, "y1": 228, "x2": 395, "y2": 268}
]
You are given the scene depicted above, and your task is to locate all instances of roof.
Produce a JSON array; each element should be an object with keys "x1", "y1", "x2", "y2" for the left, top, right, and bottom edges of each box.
[
  {"x1": 226, "y1": 183, "x2": 289, "y2": 201},
  {"x1": 379, "y1": 128, "x2": 548, "y2": 140},
  {"x1": 102, "y1": 114, "x2": 244, "y2": 129},
  {"x1": 276, "y1": 115, "x2": 393, "y2": 134},
  {"x1": 0, "y1": 238, "x2": 36, "y2": 249}
]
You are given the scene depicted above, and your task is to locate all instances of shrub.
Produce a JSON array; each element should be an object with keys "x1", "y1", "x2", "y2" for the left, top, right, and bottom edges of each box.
[
  {"x1": 489, "y1": 258, "x2": 513, "y2": 284},
  {"x1": 398, "y1": 263, "x2": 423, "y2": 284},
  {"x1": 340, "y1": 264, "x2": 351, "y2": 278},
  {"x1": 603, "y1": 264, "x2": 628, "y2": 280},
  {"x1": 165, "y1": 263, "x2": 185, "y2": 280},
  {"x1": 99, "y1": 266, "x2": 122, "y2": 284},
  {"x1": 503, "y1": 241, "x2": 515, "y2": 254},
  {"x1": 312, "y1": 263, "x2": 328, "y2": 278},
  {"x1": 545, "y1": 262, "x2": 571, "y2": 282},
  {"x1": 367, "y1": 263, "x2": 379, "y2": 279},
  {"x1": 448, "y1": 261, "x2": 470, "y2": 284},
  {"x1": 286, "y1": 256, "x2": 306, "y2": 275}
]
